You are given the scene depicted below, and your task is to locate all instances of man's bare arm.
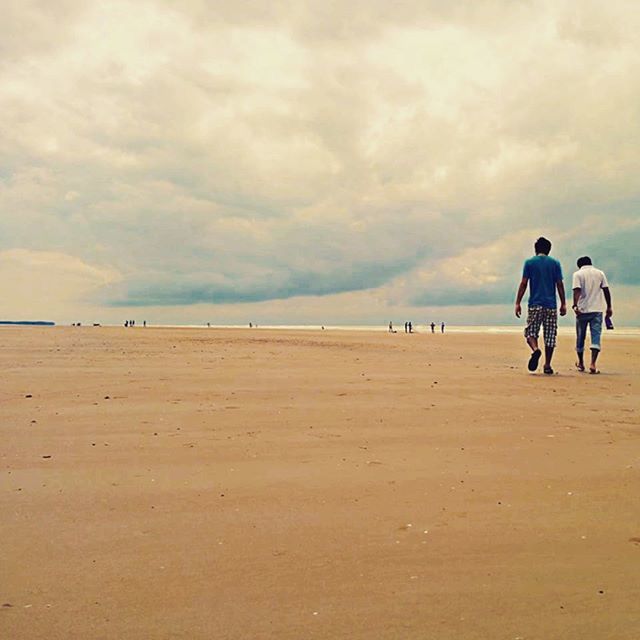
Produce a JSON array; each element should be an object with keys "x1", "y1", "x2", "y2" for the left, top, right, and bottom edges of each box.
[
  {"x1": 515, "y1": 277, "x2": 528, "y2": 318},
  {"x1": 557, "y1": 280, "x2": 567, "y2": 316},
  {"x1": 572, "y1": 287, "x2": 581, "y2": 313},
  {"x1": 572, "y1": 287, "x2": 581, "y2": 306},
  {"x1": 603, "y1": 287, "x2": 612, "y2": 317}
]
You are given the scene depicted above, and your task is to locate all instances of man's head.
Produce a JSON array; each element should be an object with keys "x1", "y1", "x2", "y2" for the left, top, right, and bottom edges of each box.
[
  {"x1": 577, "y1": 256, "x2": 592, "y2": 268},
  {"x1": 534, "y1": 237, "x2": 552, "y2": 255}
]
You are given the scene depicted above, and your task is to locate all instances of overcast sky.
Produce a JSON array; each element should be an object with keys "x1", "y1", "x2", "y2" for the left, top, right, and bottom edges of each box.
[{"x1": 1, "y1": 0, "x2": 639, "y2": 326}]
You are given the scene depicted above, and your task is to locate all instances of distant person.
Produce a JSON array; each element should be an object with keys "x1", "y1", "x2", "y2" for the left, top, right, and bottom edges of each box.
[
  {"x1": 430, "y1": 322, "x2": 435, "y2": 333},
  {"x1": 143, "y1": 320, "x2": 146, "y2": 327},
  {"x1": 124, "y1": 320, "x2": 128, "y2": 327},
  {"x1": 207, "y1": 322, "x2": 210, "y2": 327},
  {"x1": 441, "y1": 322, "x2": 445, "y2": 333},
  {"x1": 404, "y1": 322, "x2": 408, "y2": 333},
  {"x1": 515, "y1": 236, "x2": 567, "y2": 374},
  {"x1": 249, "y1": 322, "x2": 253, "y2": 328},
  {"x1": 572, "y1": 256, "x2": 613, "y2": 374},
  {"x1": 408, "y1": 321, "x2": 413, "y2": 333},
  {"x1": 388, "y1": 321, "x2": 393, "y2": 333}
]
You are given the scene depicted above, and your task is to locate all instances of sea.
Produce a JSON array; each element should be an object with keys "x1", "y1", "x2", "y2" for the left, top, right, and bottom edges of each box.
[{"x1": 105, "y1": 324, "x2": 640, "y2": 338}]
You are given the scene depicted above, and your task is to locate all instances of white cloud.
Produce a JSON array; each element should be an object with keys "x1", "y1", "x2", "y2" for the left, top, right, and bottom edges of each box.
[
  {"x1": 0, "y1": 249, "x2": 121, "y2": 320},
  {"x1": 0, "y1": 0, "x2": 639, "y2": 324}
]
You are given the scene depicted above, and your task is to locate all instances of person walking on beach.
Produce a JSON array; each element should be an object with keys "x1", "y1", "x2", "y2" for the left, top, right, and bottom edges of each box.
[
  {"x1": 515, "y1": 237, "x2": 567, "y2": 374},
  {"x1": 430, "y1": 322, "x2": 435, "y2": 333},
  {"x1": 572, "y1": 256, "x2": 613, "y2": 374},
  {"x1": 441, "y1": 322, "x2": 445, "y2": 333}
]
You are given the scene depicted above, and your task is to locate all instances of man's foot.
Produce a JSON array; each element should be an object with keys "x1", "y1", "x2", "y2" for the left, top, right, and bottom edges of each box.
[
  {"x1": 527, "y1": 349, "x2": 542, "y2": 371},
  {"x1": 543, "y1": 366, "x2": 554, "y2": 375},
  {"x1": 575, "y1": 362, "x2": 585, "y2": 372},
  {"x1": 589, "y1": 367, "x2": 600, "y2": 375}
]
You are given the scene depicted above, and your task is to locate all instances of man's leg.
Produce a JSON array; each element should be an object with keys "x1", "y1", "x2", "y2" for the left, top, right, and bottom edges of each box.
[
  {"x1": 542, "y1": 308, "x2": 558, "y2": 374},
  {"x1": 575, "y1": 315, "x2": 588, "y2": 371},
  {"x1": 588, "y1": 313, "x2": 603, "y2": 373},
  {"x1": 544, "y1": 346, "x2": 555, "y2": 369},
  {"x1": 524, "y1": 306, "x2": 543, "y2": 371}
]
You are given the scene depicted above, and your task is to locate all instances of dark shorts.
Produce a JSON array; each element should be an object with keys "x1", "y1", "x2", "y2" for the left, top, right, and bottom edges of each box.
[{"x1": 524, "y1": 305, "x2": 558, "y2": 348}]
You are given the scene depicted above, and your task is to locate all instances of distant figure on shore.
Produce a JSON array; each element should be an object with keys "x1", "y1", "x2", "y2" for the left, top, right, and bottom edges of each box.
[
  {"x1": 515, "y1": 236, "x2": 566, "y2": 374},
  {"x1": 572, "y1": 256, "x2": 613, "y2": 374},
  {"x1": 388, "y1": 321, "x2": 393, "y2": 333},
  {"x1": 207, "y1": 322, "x2": 210, "y2": 327},
  {"x1": 143, "y1": 320, "x2": 146, "y2": 327},
  {"x1": 404, "y1": 322, "x2": 408, "y2": 333},
  {"x1": 124, "y1": 320, "x2": 128, "y2": 327},
  {"x1": 430, "y1": 322, "x2": 435, "y2": 333},
  {"x1": 408, "y1": 321, "x2": 413, "y2": 333},
  {"x1": 249, "y1": 322, "x2": 253, "y2": 328},
  {"x1": 441, "y1": 322, "x2": 445, "y2": 333}
]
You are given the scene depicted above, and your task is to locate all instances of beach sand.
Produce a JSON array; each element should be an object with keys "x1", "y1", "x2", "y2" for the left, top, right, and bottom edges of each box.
[{"x1": 2, "y1": 327, "x2": 639, "y2": 639}]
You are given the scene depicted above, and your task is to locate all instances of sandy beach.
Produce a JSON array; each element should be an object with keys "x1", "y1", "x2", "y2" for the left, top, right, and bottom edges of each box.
[{"x1": 2, "y1": 326, "x2": 639, "y2": 639}]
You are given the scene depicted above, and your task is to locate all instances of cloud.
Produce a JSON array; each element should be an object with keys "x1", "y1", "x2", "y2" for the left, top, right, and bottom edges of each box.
[
  {"x1": 0, "y1": 1, "x2": 639, "y2": 324},
  {"x1": 387, "y1": 230, "x2": 536, "y2": 307},
  {"x1": 582, "y1": 221, "x2": 640, "y2": 286},
  {"x1": 0, "y1": 249, "x2": 121, "y2": 320}
]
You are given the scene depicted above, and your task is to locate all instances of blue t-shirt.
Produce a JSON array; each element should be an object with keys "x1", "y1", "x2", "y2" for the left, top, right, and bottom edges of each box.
[{"x1": 523, "y1": 255, "x2": 563, "y2": 309}]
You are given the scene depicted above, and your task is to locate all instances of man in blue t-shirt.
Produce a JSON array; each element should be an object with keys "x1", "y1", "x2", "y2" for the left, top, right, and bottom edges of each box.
[{"x1": 515, "y1": 237, "x2": 567, "y2": 374}]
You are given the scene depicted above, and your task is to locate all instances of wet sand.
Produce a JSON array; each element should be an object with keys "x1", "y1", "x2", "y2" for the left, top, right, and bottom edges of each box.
[{"x1": 2, "y1": 327, "x2": 639, "y2": 639}]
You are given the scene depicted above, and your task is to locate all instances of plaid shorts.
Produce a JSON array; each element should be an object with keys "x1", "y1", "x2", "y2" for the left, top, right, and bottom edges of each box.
[{"x1": 524, "y1": 305, "x2": 558, "y2": 348}]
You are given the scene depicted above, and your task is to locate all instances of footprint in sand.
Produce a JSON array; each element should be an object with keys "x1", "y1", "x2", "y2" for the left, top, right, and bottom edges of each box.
[{"x1": 629, "y1": 537, "x2": 640, "y2": 545}]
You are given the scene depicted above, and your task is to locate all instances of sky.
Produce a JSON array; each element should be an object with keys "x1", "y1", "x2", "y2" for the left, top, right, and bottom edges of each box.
[{"x1": 1, "y1": 0, "x2": 639, "y2": 326}]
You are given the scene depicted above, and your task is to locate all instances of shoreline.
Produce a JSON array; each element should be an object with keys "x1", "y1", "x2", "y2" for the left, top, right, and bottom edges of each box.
[{"x1": 5, "y1": 323, "x2": 639, "y2": 337}]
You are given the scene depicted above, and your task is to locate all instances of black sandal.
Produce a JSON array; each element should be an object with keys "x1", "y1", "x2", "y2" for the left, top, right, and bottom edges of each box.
[{"x1": 527, "y1": 349, "x2": 542, "y2": 371}]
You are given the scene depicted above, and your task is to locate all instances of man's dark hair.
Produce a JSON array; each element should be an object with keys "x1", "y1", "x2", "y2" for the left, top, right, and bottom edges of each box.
[
  {"x1": 534, "y1": 237, "x2": 552, "y2": 255},
  {"x1": 577, "y1": 256, "x2": 592, "y2": 268}
]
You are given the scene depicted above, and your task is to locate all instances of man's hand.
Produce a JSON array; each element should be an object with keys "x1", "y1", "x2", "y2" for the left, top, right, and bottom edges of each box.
[
  {"x1": 557, "y1": 281, "x2": 567, "y2": 317},
  {"x1": 606, "y1": 307, "x2": 613, "y2": 318},
  {"x1": 515, "y1": 278, "x2": 527, "y2": 319}
]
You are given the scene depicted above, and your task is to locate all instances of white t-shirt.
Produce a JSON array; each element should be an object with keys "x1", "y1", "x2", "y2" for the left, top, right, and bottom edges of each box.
[{"x1": 572, "y1": 265, "x2": 609, "y2": 313}]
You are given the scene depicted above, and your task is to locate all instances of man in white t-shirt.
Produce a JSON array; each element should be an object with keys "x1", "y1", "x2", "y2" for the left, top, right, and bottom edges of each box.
[{"x1": 571, "y1": 256, "x2": 613, "y2": 374}]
